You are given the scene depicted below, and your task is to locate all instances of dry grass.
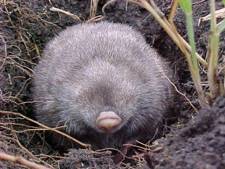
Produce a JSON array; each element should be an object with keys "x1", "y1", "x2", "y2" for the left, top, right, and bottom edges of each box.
[{"x1": 0, "y1": 114, "x2": 60, "y2": 168}]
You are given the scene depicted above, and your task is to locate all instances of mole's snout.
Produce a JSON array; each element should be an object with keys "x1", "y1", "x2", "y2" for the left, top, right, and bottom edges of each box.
[{"x1": 96, "y1": 111, "x2": 122, "y2": 133}]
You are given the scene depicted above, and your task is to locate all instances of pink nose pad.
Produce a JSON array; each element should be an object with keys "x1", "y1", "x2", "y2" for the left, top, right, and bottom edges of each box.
[{"x1": 96, "y1": 111, "x2": 122, "y2": 133}]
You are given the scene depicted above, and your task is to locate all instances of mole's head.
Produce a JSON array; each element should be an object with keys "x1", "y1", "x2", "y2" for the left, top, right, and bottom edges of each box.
[
  {"x1": 59, "y1": 60, "x2": 137, "y2": 133},
  {"x1": 55, "y1": 59, "x2": 163, "y2": 148}
]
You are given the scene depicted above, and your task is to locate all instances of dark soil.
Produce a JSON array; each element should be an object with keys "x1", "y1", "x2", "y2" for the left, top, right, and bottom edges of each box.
[
  {"x1": 0, "y1": 0, "x2": 225, "y2": 168},
  {"x1": 150, "y1": 96, "x2": 225, "y2": 169}
]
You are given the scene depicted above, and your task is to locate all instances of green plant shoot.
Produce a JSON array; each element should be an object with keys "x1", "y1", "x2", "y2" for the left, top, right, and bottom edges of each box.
[
  {"x1": 179, "y1": 0, "x2": 204, "y2": 103},
  {"x1": 179, "y1": 0, "x2": 198, "y2": 69}
]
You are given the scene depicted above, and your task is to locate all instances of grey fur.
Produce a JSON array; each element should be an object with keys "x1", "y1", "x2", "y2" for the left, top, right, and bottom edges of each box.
[{"x1": 33, "y1": 22, "x2": 175, "y2": 149}]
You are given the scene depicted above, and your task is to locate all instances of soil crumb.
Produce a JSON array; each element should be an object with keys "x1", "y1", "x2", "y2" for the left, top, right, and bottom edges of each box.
[
  {"x1": 59, "y1": 148, "x2": 150, "y2": 169},
  {"x1": 59, "y1": 149, "x2": 115, "y2": 169}
]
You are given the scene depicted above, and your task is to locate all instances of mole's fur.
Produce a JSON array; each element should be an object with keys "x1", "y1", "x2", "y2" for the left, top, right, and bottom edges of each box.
[{"x1": 33, "y1": 22, "x2": 176, "y2": 149}]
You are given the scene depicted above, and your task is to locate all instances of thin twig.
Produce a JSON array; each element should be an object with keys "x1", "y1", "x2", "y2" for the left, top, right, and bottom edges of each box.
[
  {"x1": 90, "y1": 0, "x2": 100, "y2": 18},
  {"x1": 200, "y1": 8, "x2": 225, "y2": 22},
  {"x1": 0, "y1": 152, "x2": 51, "y2": 169},
  {"x1": 0, "y1": 110, "x2": 90, "y2": 148},
  {"x1": 168, "y1": 0, "x2": 179, "y2": 24},
  {"x1": 50, "y1": 7, "x2": 81, "y2": 21}
]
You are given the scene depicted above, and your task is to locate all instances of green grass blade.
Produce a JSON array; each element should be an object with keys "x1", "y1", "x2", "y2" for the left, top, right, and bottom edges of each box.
[
  {"x1": 186, "y1": 11, "x2": 198, "y2": 68},
  {"x1": 179, "y1": 0, "x2": 192, "y2": 13},
  {"x1": 179, "y1": 0, "x2": 198, "y2": 69},
  {"x1": 179, "y1": 1, "x2": 199, "y2": 74},
  {"x1": 179, "y1": 0, "x2": 205, "y2": 103}
]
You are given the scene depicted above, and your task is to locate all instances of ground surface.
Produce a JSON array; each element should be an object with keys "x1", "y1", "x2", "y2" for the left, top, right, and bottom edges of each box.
[{"x1": 0, "y1": 0, "x2": 225, "y2": 168}]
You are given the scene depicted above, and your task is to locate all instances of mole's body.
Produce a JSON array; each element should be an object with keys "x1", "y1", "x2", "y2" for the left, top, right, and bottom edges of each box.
[{"x1": 33, "y1": 22, "x2": 175, "y2": 149}]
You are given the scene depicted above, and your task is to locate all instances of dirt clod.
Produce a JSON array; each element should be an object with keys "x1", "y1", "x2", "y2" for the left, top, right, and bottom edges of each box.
[
  {"x1": 59, "y1": 149, "x2": 115, "y2": 169},
  {"x1": 151, "y1": 97, "x2": 225, "y2": 169}
]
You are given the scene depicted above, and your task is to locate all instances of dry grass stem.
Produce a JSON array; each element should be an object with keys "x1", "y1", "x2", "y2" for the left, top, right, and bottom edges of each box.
[
  {"x1": 90, "y1": 0, "x2": 100, "y2": 18},
  {"x1": 0, "y1": 110, "x2": 90, "y2": 148},
  {"x1": 50, "y1": 7, "x2": 81, "y2": 21},
  {"x1": 200, "y1": 8, "x2": 225, "y2": 22},
  {"x1": 86, "y1": 15, "x2": 104, "y2": 23},
  {"x1": 168, "y1": 0, "x2": 179, "y2": 24},
  {"x1": 0, "y1": 152, "x2": 52, "y2": 169},
  {"x1": 207, "y1": 0, "x2": 220, "y2": 99},
  {"x1": 102, "y1": 0, "x2": 117, "y2": 14}
]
